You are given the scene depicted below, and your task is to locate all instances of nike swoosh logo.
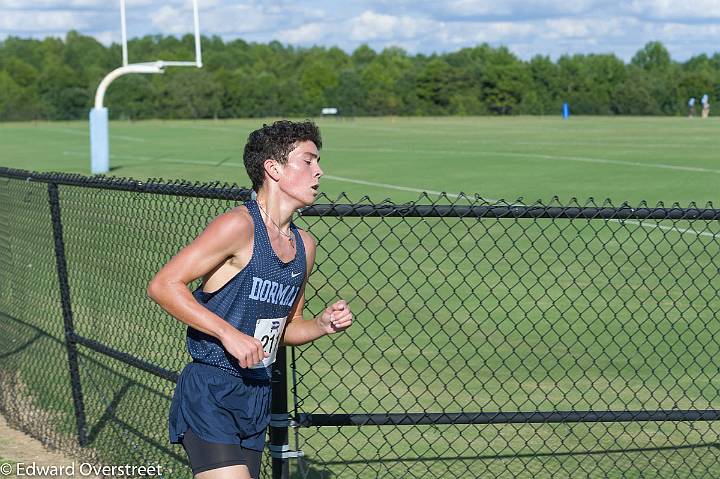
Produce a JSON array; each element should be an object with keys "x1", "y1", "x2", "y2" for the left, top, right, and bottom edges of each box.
[{"x1": 291, "y1": 272, "x2": 302, "y2": 278}]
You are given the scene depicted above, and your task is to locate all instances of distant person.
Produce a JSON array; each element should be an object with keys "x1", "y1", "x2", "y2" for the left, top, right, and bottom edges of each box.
[
  {"x1": 148, "y1": 120, "x2": 354, "y2": 479},
  {"x1": 688, "y1": 97, "x2": 696, "y2": 118},
  {"x1": 701, "y1": 94, "x2": 710, "y2": 118}
]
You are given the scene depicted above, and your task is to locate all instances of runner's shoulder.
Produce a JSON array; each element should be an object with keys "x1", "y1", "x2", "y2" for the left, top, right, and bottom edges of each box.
[{"x1": 203, "y1": 206, "x2": 254, "y2": 249}]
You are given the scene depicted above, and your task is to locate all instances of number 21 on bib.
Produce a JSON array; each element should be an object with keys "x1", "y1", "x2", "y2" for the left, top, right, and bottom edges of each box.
[{"x1": 250, "y1": 317, "x2": 287, "y2": 369}]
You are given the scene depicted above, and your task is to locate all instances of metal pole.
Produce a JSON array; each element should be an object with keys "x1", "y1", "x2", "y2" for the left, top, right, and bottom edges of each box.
[
  {"x1": 270, "y1": 347, "x2": 290, "y2": 479},
  {"x1": 120, "y1": 0, "x2": 128, "y2": 66},
  {"x1": 48, "y1": 183, "x2": 87, "y2": 447},
  {"x1": 192, "y1": 0, "x2": 203, "y2": 68}
]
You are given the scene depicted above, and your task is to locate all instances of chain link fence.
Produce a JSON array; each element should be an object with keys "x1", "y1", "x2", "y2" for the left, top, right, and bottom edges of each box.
[{"x1": 1, "y1": 166, "x2": 719, "y2": 478}]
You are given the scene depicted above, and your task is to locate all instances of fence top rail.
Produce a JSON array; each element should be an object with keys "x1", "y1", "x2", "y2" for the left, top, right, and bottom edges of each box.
[
  {"x1": 0, "y1": 166, "x2": 252, "y2": 200},
  {"x1": 2, "y1": 167, "x2": 718, "y2": 220},
  {"x1": 301, "y1": 204, "x2": 720, "y2": 220}
]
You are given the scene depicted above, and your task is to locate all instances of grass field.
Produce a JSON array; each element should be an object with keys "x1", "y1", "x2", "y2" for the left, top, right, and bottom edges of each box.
[
  {"x1": 0, "y1": 116, "x2": 718, "y2": 204},
  {"x1": 1, "y1": 116, "x2": 720, "y2": 478}
]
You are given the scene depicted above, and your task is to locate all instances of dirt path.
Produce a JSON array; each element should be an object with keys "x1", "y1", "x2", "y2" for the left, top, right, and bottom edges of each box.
[{"x1": 0, "y1": 413, "x2": 99, "y2": 479}]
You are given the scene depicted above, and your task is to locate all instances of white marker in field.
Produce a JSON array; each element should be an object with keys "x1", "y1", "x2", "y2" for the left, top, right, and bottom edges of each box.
[{"x1": 89, "y1": 0, "x2": 203, "y2": 174}]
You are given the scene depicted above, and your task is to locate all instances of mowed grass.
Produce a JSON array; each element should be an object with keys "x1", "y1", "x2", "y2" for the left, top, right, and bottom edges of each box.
[
  {"x1": 1, "y1": 116, "x2": 720, "y2": 478},
  {"x1": 0, "y1": 116, "x2": 718, "y2": 204}
]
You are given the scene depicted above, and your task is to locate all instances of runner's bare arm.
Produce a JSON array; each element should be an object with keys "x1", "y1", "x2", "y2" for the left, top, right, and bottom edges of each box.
[
  {"x1": 147, "y1": 208, "x2": 268, "y2": 368},
  {"x1": 282, "y1": 231, "x2": 353, "y2": 346}
]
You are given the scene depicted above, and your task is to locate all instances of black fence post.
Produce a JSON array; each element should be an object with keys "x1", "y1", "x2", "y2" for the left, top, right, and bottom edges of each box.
[
  {"x1": 48, "y1": 182, "x2": 87, "y2": 447},
  {"x1": 270, "y1": 346, "x2": 290, "y2": 479}
]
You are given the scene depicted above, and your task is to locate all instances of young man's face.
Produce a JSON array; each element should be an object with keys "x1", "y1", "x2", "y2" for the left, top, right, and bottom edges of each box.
[{"x1": 276, "y1": 140, "x2": 323, "y2": 206}]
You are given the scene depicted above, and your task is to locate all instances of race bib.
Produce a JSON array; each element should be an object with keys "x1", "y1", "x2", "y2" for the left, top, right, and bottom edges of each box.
[{"x1": 250, "y1": 316, "x2": 287, "y2": 369}]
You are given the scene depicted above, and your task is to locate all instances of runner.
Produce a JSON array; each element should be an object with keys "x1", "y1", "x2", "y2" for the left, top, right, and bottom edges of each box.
[{"x1": 148, "y1": 120, "x2": 353, "y2": 479}]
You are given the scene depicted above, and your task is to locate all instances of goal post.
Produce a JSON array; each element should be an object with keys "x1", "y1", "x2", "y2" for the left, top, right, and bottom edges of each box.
[{"x1": 90, "y1": 0, "x2": 203, "y2": 174}]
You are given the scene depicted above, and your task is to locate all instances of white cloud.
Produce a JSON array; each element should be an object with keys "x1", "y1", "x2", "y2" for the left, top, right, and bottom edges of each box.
[
  {"x1": 348, "y1": 10, "x2": 434, "y2": 41},
  {"x1": 413, "y1": 0, "x2": 614, "y2": 20},
  {"x1": 0, "y1": 0, "x2": 103, "y2": 8},
  {"x1": 1, "y1": 1, "x2": 719, "y2": 61},
  {"x1": 480, "y1": 21, "x2": 537, "y2": 38},
  {"x1": 440, "y1": 0, "x2": 504, "y2": 16},
  {"x1": 150, "y1": 5, "x2": 193, "y2": 34},
  {"x1": 277, "y1": 23, "x2": 327, "y2": 44},
  {"x1": 198, "y1": 4, "x2": 279, "y2": 35},
  {"x1": 126, "y1": 0, "x2": 180, "y2": 7},
  {"x1": 149, "y1": 1, "x2": 216, "y2": 35},
  {"x1": 625, "y1": 0, "x2": 720, "y2": 20},
  {"x1": 0, "y1": 10, "x2": 89, "y2": 32},
  {"x1": 544, "y1": 19, "x2": 592, "y2": 38}
]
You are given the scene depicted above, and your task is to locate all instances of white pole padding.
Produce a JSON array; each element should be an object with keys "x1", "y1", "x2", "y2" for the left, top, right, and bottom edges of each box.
[
  {"x1": 90, "y1": 107, "x2": 109, "y2": 175},
  {"x1": 89, "y1": 64, "x2": 162, "y2": 175}
]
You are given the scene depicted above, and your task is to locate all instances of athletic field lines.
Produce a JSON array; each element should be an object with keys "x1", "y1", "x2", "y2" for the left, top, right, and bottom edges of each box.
[
  {"x1": 148, "y1": 122, "x2": 244, "y2": 135},
  {"x1": 4, "y1": 116, "x2": 719, "y2": 203},
  {"x1": 62, "y1": 150, "x2": 245, "y2": 168},
  {"x1": 613, "y1": 219, "x2": 719, "y2": 239},
  {"x1": 322, "y1": 174, "x2": 494, "y2": 201},
  {"x1": 323, "y1": 146, "x2": 719, "y2": 175},
  {"x1": 491, "y1": 152, "x2": 720, "y2": 174},
  {"x1": 481, "y1": 139, "x2": 715, "y2": 149},
  {"x1": 32, "y1": 126, "x2": 146, "y2": 143}
]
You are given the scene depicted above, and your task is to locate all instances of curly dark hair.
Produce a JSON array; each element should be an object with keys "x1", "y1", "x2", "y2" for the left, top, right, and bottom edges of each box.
[{"x1": 243, "y1": 120, "x2": 322, "y2": 191}]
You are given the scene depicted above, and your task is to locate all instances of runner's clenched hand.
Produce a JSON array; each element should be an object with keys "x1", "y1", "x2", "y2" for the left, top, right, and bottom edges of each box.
[{"x1": 318, "y1": 300, "x2": 353, "y2": 334}]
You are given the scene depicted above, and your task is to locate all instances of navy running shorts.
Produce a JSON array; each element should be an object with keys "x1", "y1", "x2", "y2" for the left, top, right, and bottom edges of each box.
[{"x1": 169, "y1": 361, "x2": 271, "y2": 452}]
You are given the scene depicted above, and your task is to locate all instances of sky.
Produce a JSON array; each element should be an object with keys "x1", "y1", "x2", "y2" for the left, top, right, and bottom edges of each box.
[{"x1": 1, "y1": 0, "x2": 720, "y2": 62}]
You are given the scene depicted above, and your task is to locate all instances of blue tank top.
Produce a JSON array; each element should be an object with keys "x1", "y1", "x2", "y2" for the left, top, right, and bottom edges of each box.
[{"x1": 187, "y1": 200, "x2": 307, "y2": 381}]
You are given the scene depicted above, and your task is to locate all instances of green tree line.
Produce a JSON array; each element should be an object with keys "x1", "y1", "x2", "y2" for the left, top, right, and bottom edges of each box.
[{"x1": 1, "y1": 31, "x2": 719, "y2": 120}]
